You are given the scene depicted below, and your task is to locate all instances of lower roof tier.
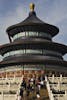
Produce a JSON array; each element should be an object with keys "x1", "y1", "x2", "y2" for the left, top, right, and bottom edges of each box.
[
  {"x1": 3, "y1": 54, "x2": 63, "y2": 61},
  {"x1": 0, "y1": 39, "x2": 67, "y2": 55},
  {"x1": 0, "y1": 57, "x2": 67, "y2": 69}
]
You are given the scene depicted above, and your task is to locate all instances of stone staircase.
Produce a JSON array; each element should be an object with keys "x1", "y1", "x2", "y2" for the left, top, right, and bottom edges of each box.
[
  {"x1": 23, "y1": 88, "x2": 49, "y2": 100},
  {"x1": 0, "y1": 76, "x2": 49, "y2": 100},
  {"x1": 0, "y1": 75, "x2": 67, "y2": 100}
]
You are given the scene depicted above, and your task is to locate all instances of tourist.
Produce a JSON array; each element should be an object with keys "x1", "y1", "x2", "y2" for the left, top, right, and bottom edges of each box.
[
  {"x1": 19, "y1": 87, "x2": 23, "y2": 100},
  {"x1": 30, "y1": 77, "x2": 35, "y2": 91},
  {"x1": 26, "y1": 83, "x2": 30, "y2": 96},
  {"x1": 36, "y1": 86, "x2": 40, "y2": 99},
  {"x1": 21, "y1": 78, "x2": 26, "y2": 90}
]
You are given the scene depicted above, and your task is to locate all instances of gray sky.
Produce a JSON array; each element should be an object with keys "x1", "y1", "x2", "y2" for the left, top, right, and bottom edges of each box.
[{"x1": 0, "y1": 0, "x2": 67, "y2": 60}]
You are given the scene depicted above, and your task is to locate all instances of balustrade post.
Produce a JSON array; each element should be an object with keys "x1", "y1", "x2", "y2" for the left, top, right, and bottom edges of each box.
[
  {"x1": 50, "y1": 90, "x2": 54, "y2": 100},
  {"x1": 52, "y1": 74, "x2": 54, "y2": 83},
  {"x1": 2, "y1": 91, "x2": 4, "y2": 100},
  {"x1": 13, "y1": 73, "x2": 16, "y2": 82},
  {"x1": 65, "y1": 91, "x2": 67, "y2": 100},
  {"x1": 60, "y1": 74, "x2": 62, "y2": 83},
  {"x1": 57, "y1": 81, "x2": 60, "y2": 91},
  {"x1": 8, "y1": 82, "x2": 10, "y2": 92}
]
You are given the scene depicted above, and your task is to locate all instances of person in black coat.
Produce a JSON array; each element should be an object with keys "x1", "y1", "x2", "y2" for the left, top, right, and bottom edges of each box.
[
  {"x1": 21, "y1": 79, "x2": 26, "y2": 90},
  {"x1": 19, "y1": 87, "x2": 23, "y2": 98}
]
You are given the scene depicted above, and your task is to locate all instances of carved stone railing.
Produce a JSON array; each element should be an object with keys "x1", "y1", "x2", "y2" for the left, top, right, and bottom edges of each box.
[{"x1": 45, "y1": 76, "x2": 54, "y2": 100}]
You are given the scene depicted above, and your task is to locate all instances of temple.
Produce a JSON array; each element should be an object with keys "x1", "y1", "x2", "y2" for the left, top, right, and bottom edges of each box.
[{"x1": 0, "y1": 3, "x2": 67, "y2": 100}]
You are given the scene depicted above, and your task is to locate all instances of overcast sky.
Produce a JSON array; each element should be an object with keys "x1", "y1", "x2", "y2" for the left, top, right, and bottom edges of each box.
[{"x1": 0, "y1": 0, "x2": 67, "y2": 60}]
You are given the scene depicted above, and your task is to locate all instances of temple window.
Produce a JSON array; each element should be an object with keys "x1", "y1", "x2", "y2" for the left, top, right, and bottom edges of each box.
[{"x1": 13, "y1": 32, "x2": 51, "y2": 41}]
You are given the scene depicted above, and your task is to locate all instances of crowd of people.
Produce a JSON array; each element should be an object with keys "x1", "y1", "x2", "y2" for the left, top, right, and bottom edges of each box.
[{"x1": 18, "y1": 74, "x2": 46, "y2": 100}]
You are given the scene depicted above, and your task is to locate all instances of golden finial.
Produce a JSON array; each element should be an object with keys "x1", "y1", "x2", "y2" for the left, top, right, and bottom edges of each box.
[{"x1": 29, "y1": 3, "x2": 35, "y2": 12}]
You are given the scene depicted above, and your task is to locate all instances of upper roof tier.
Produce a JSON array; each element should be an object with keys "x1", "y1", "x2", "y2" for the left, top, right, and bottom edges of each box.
[{"x1": 6, "y1": 3, "x2": 59, "y2": 37}]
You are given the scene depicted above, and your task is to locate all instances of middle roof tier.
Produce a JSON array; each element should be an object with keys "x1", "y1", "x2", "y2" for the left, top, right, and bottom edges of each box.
[{"x1": 0, "y1": 39, "x2": 67, "y2": 55}]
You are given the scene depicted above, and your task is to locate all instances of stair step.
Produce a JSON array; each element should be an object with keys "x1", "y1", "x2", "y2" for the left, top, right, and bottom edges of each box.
[{"x1": 26, "y1": 88, "x2": 49, "y2": 100}]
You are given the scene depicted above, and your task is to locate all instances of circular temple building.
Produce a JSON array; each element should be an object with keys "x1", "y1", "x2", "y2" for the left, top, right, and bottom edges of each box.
[{"x1": 0, "y1": 3, "x2": 67, "y2": 100}]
